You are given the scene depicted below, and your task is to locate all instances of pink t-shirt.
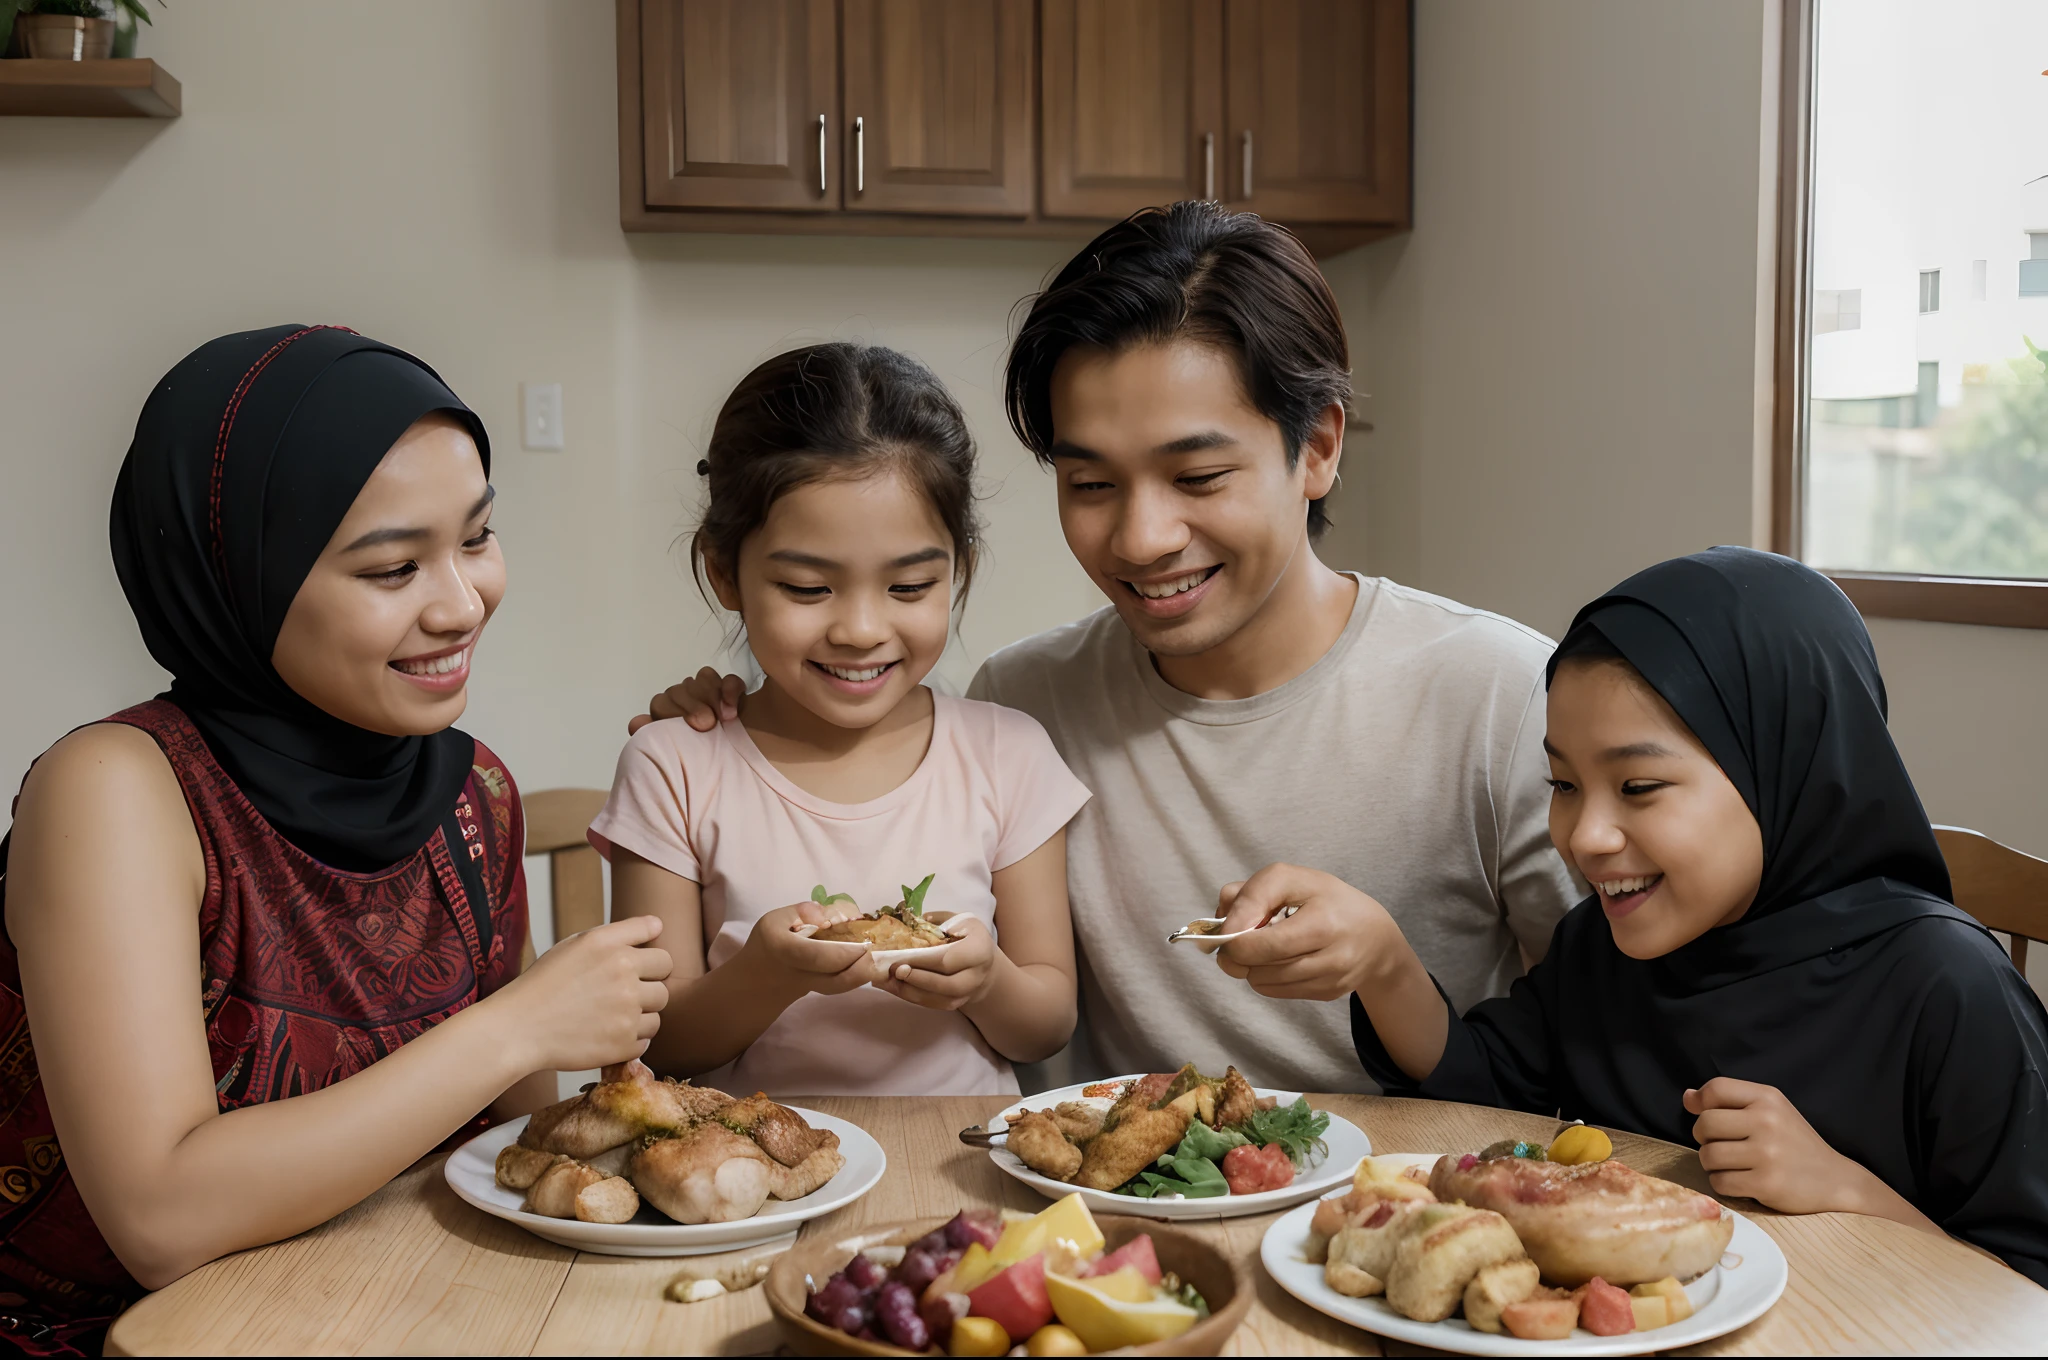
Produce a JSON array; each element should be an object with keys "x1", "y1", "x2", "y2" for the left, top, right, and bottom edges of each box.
[{"x1": 588, "y1": 692, "x2": 1091, "y2": 1097}]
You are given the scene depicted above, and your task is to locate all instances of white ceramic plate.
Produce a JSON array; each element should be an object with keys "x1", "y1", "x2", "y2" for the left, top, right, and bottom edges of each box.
[
  {"x1": 986, "y1": 1076, "x2": 1371, "y2": 1220},
  {"x1": 1260, "y1": 1186, "x2": 1788, "y2": 1356},
  {"x1": 445, "y1": 1107, "x2": 886, "y2": 1257}
]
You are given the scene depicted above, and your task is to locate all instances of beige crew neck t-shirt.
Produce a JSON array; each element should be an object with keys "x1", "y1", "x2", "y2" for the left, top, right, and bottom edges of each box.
[{"x1": 968, "y1": 574, "x2": 1580, "y2": 1094}]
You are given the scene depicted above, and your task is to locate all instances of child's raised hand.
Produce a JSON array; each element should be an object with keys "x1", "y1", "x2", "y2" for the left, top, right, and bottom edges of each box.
[
  {"x1": 1213, "y1": 863, "x2": 1402, "y2": 1000},
  {"x1": 630, "y1": 666, "x2": 746, "y2": 735},
  {"x1": 488, "y1": 915, "x2": 673, "y2": 1073},
  {"x1": 1685, "y1": 1078, "x2": 1883, "y2": 1214},
  {"x1": 745, "y1": 902, "x2": 880, "y2": 997},
  {"x1": 877, "y1": 913, "x2": 998, "y2": 1012}
]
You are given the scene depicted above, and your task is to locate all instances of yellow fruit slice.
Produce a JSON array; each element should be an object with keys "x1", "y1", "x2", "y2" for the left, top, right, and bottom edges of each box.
[
  {"x1": 1083, "y1": 1266, "x2": 1153, "y2": 1304},
  {"x1": 1548, "y1": 1125, "x2": 1613, "y2": 1166},
  {"x1": 993, "y1": 1192, "x2": 1105, "y2": 1267},
  {"x1": 1044, "y1": 1271, "x2": 1200, "y2": 1352},
  {"x1": 948, "y1": 1314, "x2": 1010, "y2": 1357},
  {"x1": 952, "y1": 1242, "x2": 1000, "y2": 1293}
]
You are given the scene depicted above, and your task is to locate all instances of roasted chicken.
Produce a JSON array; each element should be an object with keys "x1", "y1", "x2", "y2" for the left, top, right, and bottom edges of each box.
[
  {"x1": 1005, "y1": 1110, "x2": 1084, "y2": 1181},
  {"x1": 507, "y1": 1061, "x2": 843, "y2": 1226},
  {"x1": 1428, "y1": 1153, "x2": 1733, "y2": 1286}
]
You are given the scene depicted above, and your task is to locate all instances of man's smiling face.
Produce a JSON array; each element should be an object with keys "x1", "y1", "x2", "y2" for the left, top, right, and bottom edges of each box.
[{"x1": 1048, "y1": 340, "x2": 1334, "y2": 659}]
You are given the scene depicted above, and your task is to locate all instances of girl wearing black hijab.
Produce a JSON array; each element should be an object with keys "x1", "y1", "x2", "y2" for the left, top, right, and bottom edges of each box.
[
  {"x1": 1215, "y1": 547, "x2": 2048, "y2": 1285},
  {"x1": 0, "y1": 325, "x2": 669, "y2": 1355}
]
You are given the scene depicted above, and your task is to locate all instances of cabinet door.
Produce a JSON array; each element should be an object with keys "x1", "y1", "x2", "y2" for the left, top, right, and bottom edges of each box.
[
  {"x1": 1041, "y1": 0, "x2": 1224, "y2": 220},
  {"x1": 1224, "y1": 0, "x2": 1409, "y2": 223},
  {"x1": 641, "y1": 0, "x2": 838, "y2": 211},
  {"x1": 842, "y1": 0, "x2": 1033, "y2": 217}
]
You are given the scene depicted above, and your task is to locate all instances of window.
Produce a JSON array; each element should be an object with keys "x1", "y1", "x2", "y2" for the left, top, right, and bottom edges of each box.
[
  {"x1": 1813, "y1": 287, "x2": 1861, "y2": 333},
  {"x1": 2023, "y1": 233, "x2": 2048, "y2": 298},
  {"x1": 1785, "y1": 0, "x2": 2048, "y2": 620}
]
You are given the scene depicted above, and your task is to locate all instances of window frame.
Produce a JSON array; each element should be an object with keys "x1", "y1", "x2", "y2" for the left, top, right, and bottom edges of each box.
[{"x1": 1771, "y1": 0, "x2": 2048, "y2": 628}]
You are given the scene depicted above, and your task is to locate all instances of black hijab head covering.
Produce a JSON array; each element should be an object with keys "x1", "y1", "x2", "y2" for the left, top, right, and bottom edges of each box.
[
  {"x1": 1546, "y1": 545, "x2": 1960, "y2": 982},
  {"x1": 110, "y1": 324, "x2": 492, "y2": 872}
]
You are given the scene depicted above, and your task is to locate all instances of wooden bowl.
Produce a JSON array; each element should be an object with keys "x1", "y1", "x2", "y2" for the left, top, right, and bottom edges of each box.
[{"x1": 766, "y1": 1214, "x2": 1253, "y2": 1357}]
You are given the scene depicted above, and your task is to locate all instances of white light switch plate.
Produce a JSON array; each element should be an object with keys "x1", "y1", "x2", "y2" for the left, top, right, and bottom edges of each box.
[{"x1": 521, "y1": 382, "x2": 564, "y2": 450}]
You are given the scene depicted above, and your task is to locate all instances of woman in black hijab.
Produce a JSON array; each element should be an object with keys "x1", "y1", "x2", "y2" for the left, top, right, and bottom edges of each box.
[
  {"x1": 0, "y1": 325, "x2": 668, "y2": 1355},
  {"x1": 1326, "y1": 546, "x2": 2048, "y2": 1283}
]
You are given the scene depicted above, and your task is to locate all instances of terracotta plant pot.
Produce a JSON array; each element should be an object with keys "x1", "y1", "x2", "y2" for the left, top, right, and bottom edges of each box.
[
  {"x1": 16, "y1": 14, "x2": 115, "y2": 60},
  {"x1": 766, "y1": 1214, "x2": 1253, "y2": 1358}
]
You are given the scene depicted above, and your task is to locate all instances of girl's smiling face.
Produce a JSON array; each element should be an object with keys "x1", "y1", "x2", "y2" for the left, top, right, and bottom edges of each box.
[
  {"x1": 710, "y1": 468, "x2": 955, "y2": 730},
  {"x1": 1544, "y1": 658, "x2": 1764, "y2": 958}
]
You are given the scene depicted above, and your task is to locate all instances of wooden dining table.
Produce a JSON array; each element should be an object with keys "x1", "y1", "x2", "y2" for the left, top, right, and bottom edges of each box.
[{"x1": 105, "y1": 1094, "x2": 2048, "y2": 1356}]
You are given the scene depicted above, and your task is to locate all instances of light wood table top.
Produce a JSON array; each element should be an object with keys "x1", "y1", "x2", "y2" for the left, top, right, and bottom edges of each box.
[{"x1": 106, "y1": 1095, "x2": 2048, "y2": 1356}]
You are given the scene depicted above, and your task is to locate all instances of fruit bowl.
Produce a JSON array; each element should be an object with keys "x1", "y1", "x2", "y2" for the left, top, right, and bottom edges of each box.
[{"x1": 765, "y1": 1214, "x2": 1252, "y2": 1357}]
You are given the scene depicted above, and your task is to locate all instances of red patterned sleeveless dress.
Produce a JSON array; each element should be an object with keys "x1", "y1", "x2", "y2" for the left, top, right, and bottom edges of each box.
[{"x1": 0, "y1": 701, "x2": 528, "y2": 1356}]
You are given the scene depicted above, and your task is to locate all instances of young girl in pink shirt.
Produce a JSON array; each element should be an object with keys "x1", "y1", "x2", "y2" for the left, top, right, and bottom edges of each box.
[{"x1": 589, "y1": 344, "x2": 1090, "y2": 1096}]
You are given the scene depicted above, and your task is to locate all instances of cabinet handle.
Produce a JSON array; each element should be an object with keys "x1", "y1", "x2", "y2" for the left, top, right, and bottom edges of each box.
[
  {"x1": 1204, "y1": 133, "x2": 1215, "y2": 200},
  {"x1": 1241, "y1": 130, "x2": 1253, "y2": 199},
  {"x1": 818, "y1": 114, "x2": 829, "y2": 195},
  {"x1": 855, "y1": 116, "x2": 865, "y2": 194}
]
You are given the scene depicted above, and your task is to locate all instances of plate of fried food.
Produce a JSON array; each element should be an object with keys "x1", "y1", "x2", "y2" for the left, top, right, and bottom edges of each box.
[
  {"x1": 445, "y1": 1060, "x2": 886, "y2": 1256},
  {"x1": 1260, "y1": 1132, "x2": 1787, "y2": 1355},
  {"x1": 974, "y1": 1066, "x2": 1371, "y2": 1220}
]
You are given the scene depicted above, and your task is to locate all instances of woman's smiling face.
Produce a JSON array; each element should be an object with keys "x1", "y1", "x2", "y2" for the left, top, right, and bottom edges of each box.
[
  {"x1": 270, "y1": 414, "x2": 503, "y2": 736},
  {"x1": 1544, "y1": 658, "x2": 1764, "y2": 958}
]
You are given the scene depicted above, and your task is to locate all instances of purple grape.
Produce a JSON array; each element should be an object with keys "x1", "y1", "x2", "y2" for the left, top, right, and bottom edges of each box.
[
  {"x1": 945, "y1": 1209, "x2": 1002, "y2": 1250},
  {"x1": 910, "y1": 1228, "x2": 951, "y2": 1258},
  {"x1": 876, "y1": 1281, "x2": 931, "y2": 1351},
  {"x1": 855, "y1": 1326, "x2": 883, "y2": 1343},
  {"x1": 896, "y1": 1247, "x2": 942, "y2": 1296},
  {"x1": 844, "y1": 1253, "x2": 888, "y2": 1292},
  {"x1": 920, "y1": 1290, "x2": 969, "y2": 1349},
  {"x1": 805, "y1": 1275, "x2": 861, "y2": 1326}
]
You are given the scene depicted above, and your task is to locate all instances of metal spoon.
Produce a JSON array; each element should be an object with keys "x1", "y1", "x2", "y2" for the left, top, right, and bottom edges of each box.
[{"x1": 1166, "y1": 903, "x2": 1299, "y2": 947}]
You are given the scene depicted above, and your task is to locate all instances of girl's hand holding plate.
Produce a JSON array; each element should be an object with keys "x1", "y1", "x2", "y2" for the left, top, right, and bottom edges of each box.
[
  {"x1": 877, "y1": 912, "x2": 995, "y2": 1012},
  {"x1": 746, "y1": 900, "x2": 880, "y2": 998}
]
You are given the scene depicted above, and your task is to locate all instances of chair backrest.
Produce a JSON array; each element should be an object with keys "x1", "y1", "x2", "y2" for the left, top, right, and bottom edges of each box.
[
  {"x1": 519, "y1": 787, "x2": 610, "y2": 970},
  {"x1": 1933, "y1": 825, "x2": 2048, "y2": 974}
]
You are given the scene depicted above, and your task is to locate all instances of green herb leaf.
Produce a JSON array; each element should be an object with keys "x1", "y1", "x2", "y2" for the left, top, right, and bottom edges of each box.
[
  {"x1": 809, "y1": 884, "x2": 855, "y2": 907},
  {"x1": 1236, "y1": 1096, "x2": 1331, "y2": 1167},
  {"x1": 1177, "y1": 1120, "x2": 1248, "y2": 1163},
  {"x1": 900, "y1": 873, "x2": 935, "y2": 916}
]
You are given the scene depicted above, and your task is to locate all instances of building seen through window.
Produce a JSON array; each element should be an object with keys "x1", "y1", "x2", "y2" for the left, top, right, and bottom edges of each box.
[{"x1": 1806, "y1": 0, "x2": 2048, "y2": 578}]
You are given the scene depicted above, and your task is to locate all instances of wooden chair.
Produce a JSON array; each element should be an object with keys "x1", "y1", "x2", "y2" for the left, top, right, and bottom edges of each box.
[
  {"x1": 1934, "y1": 826, "x2": 2048, "y2": 973},
  {"x1": 519, "y1": 788, "x2": 611, "y2": 970}
]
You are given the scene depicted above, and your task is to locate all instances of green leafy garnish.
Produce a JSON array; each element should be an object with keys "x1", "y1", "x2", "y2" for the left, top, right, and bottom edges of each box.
[
  {"x1": 1125, "y1": 1154, "x2": 1229, "y2": 1199},
  {"x1": 899, "y1": 873, "x2": 935, "y2": 916},
  {"x1": 810, "y1": 884, "x2": 857, "y2": 908},
  {"x1": 1238, "y1": 1096, "x2": 1330, "y2": 1167},
  {"x1": 1177, "y1": 1119, "x2": 1248, "y2": 1163}
]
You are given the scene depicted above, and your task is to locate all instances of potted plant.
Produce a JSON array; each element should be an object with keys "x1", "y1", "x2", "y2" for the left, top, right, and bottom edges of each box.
[{"x1": 2, "y1": 0, "x2": 157, "y2": 60}]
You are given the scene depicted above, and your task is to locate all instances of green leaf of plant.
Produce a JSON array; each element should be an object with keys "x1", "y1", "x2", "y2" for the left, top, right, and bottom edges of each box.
[
  {"x1": 900, "y1": 873, "x2": 934, "y2": 916},
  {"x1": 1177, "y1": 1120, "x2": 1248, "y2": 1163}
]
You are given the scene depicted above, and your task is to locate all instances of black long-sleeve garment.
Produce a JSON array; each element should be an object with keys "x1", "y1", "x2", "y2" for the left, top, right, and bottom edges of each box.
[{"x1": 1355, "y1": 548, "x2": 2048, "y2": 1288}]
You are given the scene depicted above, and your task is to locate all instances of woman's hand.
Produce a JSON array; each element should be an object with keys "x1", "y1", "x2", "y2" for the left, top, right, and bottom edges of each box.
[
  {"x1": 1213, "y1": 863, "x2": 1402, "y2": 1000},
  {"x1": 487, "y1": 915, "x2": 673, "y2": 1073},
  {"x1": 743, "y1": 902, "x2": 882, "y2": 998},
  {"x1": 878, "y1": 913, "x2": 998, "y2": 1012},
  {"x1": 1686, "y1": 1078, "x2": 1914, "y2": 1218},
  {"x1": 631, "y1": 666, "x2": 745, "y2": 735}
]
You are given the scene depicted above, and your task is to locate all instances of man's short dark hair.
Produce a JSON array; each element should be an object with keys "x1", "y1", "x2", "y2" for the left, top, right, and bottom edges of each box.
[{"x1": 1004, "y1": 201, "x2": 1352, "y2": 538}]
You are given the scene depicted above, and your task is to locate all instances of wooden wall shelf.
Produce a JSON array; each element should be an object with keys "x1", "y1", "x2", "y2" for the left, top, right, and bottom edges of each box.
[{"x1": 0, "y1": 58, "x2": 180, "y2": 117}]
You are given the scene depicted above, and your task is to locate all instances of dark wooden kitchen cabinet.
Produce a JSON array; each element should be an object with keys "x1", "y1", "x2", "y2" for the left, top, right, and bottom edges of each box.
[
  {"x1": 841, "y1": 0, "x2": 1034, "y2": 216},
  {"x1": 1224, "y1": 0, "x2": 1409, "y2": 224},
  {"x1": 619, "y1": 0, "x2": 1411, "y2": 254},
  {"x1": 1039, "y1": 0, "x2": 1222, "y2": 220},
  {"x1": 638, "y1": 0, "x2": 838, "y2": 211}
]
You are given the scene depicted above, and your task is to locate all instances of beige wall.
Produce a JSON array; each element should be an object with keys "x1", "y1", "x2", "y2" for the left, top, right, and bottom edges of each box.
[
  {"x1": 1324, "y1": 0, "x2": 2048, "y2": 990},
  {"x1": 0, "y1": 0, "x2": 1101, "y2": 798}
]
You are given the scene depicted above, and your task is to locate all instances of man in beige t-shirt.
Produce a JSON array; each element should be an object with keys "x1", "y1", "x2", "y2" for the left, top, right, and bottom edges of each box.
[{"x1": 647, "y1": 202, "x2": 1580, "y2": 1093}]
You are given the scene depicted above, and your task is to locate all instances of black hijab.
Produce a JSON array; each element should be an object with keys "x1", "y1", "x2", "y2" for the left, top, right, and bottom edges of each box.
[
  {"x1": 109, "y1": 324, "x2": 492, "y2": 872},
  {"x1": 1354, "y1": 547, "x2": 2048, "y2": 1284}
]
